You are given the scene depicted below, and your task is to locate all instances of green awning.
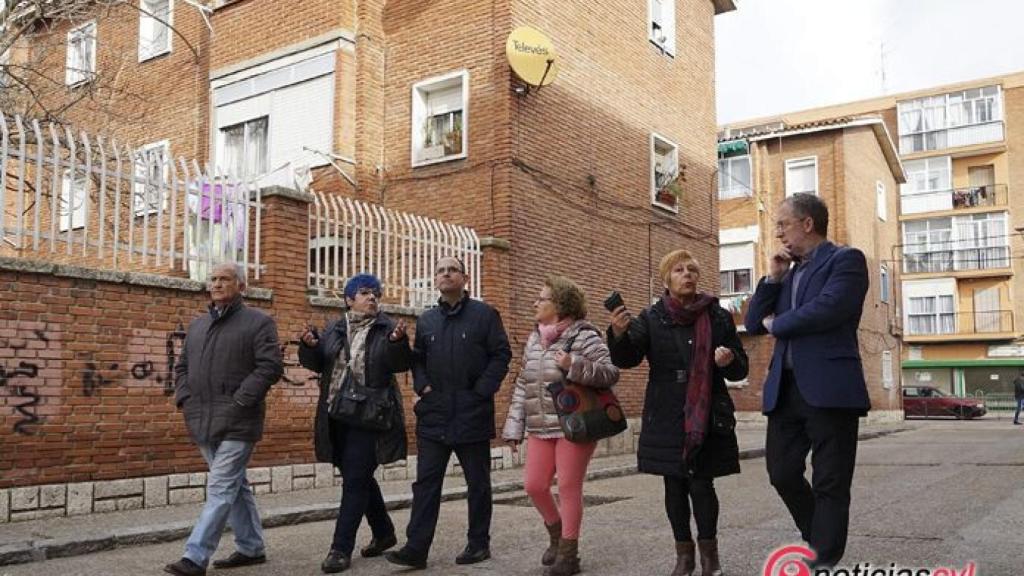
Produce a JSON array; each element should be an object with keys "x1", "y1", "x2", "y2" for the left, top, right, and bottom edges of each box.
[
  {"x1": 718, "y1": 140, "x2": 748, "y2": 157},
  {"x1": 902, "y1": 359, "x2": 1024, "y2": 369}
]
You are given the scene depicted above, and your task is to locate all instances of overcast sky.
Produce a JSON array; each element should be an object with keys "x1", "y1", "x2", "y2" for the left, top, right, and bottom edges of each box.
[{"x1": 715, "y1": 0, "x2": 1024, "y2": 124}]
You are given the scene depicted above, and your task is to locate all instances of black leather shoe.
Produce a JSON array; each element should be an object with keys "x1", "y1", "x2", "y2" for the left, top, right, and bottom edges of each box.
[
  {"x1": 360, "y1": 533, "x2": 397, "y2": 557},
  {"x1": 321, "y1": 549, "x2": 351, "y2": 574},
  {"x1": 384, "y1": 546, "x2": 427, "y2": 570},
  {"x1": 455, "y1": 544, "x2": 491, "y2": 565},
  {"x1": 164, "y1": 558, "x2": 206, "y2": 576},
  {"x1": 212, "y1": 551, "x2": 266, "y2": 569}
]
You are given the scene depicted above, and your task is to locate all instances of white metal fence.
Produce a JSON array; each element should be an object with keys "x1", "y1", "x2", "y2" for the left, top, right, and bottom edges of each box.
[
  {"x1": 0, "y1": 111, "x2": 261, "y2": 280},
  {"x1": 308, "y1": 191, "x2": 481, "y2": 309}
]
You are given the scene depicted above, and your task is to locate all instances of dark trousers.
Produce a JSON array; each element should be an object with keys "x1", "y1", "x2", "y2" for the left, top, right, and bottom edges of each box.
[
  {"x1": 1014, "y1": 398, "x2": 1024, "y2": 423},
  {"x1": 663, "y1": 475, "x2": 719, "y2": 542},
  {"x1": 405, "y1": 436, "x2": 492, "y2": 556},
  {"x1": 766, "y1": 370, "x2": 860, "y2": 567},
  {"x1": 330, "y1": 423, "x2": 394, "y2": 555}
]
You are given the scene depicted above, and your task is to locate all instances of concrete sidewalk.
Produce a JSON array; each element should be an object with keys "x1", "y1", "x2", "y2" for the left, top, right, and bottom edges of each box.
[{"x1": 0, "y1": 422, "x2": 908, "y2": 566}]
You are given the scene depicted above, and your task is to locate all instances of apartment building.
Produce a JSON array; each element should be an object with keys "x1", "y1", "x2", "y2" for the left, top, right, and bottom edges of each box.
[
  {"x1": 716, "y1": 117, "x2": 905, "y2": 420},
  {"x1": 717, "y1": 71, "x2": 1024, "y2": 414}
]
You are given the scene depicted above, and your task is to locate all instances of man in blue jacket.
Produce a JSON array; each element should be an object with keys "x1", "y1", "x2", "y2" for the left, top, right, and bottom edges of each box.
[
  {"x1": 386, "y1": 256, "x2": 512, "y2": 569},
  {"x1": 745, "y1": 193, "x2": 870, "y2": 568}
]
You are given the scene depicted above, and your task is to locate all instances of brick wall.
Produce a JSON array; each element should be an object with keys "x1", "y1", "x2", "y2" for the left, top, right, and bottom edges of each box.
[{"x1": 0, "y1": 193, "x2": 350, "y2": 490}]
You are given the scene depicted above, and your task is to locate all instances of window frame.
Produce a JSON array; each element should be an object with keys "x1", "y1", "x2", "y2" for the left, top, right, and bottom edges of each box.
[
  {"x1": 901, "y1": 156, "x2": 952, "y2": 196},
  {"x1": 720, "y1": 268, "x2": 753, "y2": 296},
  {"x1": 65, "y1": 21, "x2": 97, "y2": 86},
  {"x1": 876, "y1": 180, "x2": 887, "y2": 221},
  {"x1": 218, "y1": 116, "x2": 270, "y2": 180},
  {"x1": 648, "y1": 0, "x2": 676, "y2": 56},
  {"x1": 133, "y1": 140, "x2": 171, "y2": 217},
  {"x1": 139, "y1": 0, "x2": 173, "y2": 62},
  {"x1": 211, "y1": 45, "x2": 337, "y2": 185},
  {"x1": 784, "y1": 156, "x2": 818, "y2": 196},
  {"x1": 650, "y1": 132, "x2": 679, "y2": 212},
  {"x1": 898, "y1": 85, "x2": 1003, "y2": 136},
  {"x1": 718, "y1": 154, "x2": 752, "y2": 199},
  {"x1": 410, "y1": 70, "x2": 469, "y2": 168},
  {"x1": 59, "y1": 170, "x2": 88, "y2": 232},
  {"x1": 907, "y1": 294, "x2": 956, "y2": 336},
  {"x1": 880, "y1": 265, "x2": 890, "y2": 304},
  {"x1": 897, "y1": 86, "x2": 1004, "y2": 153}
]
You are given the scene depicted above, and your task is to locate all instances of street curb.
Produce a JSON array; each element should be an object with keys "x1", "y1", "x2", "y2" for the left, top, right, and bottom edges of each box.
[{"x1": 0, "y1": 426, "x2": 907, "y2": 566}]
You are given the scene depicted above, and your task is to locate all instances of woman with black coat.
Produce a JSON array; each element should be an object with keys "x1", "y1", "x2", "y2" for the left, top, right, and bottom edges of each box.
[
  {"x1": 607, "y1": 250, "x2": 748, "y2": 576},
  {"x1": 299, "y1": 274, "x2": 411, "y2": 573}
]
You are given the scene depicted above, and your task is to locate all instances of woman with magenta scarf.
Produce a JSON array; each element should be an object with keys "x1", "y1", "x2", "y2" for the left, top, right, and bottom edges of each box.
[{"x1": 607, "y1": 250, "x2": 747, "y2": 576}]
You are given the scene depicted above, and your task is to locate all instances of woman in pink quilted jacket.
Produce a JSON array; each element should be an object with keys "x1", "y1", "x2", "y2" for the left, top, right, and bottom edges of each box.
[{"x1": 502, "y1": 275, "x2": 620, "y2": 576}]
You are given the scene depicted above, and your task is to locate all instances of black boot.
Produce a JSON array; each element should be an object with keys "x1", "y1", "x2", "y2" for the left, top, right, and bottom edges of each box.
[{"x1": 321, "y1": 549, "x2": 350, "y2": 574}]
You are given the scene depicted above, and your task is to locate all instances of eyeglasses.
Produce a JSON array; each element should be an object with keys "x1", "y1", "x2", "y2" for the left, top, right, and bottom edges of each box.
[
  {"x1": 435, "y1": 266, "x2": 464, "y2": 275},
  {"x1": 775, "y1": 216, "x2": 810, "y2": 232},
  {"x1": 535, "y1": 296, "x2": 552, "y2": 303},
  {"x1": 355, "y1": 288, "x2": 380, "y2": 298}
]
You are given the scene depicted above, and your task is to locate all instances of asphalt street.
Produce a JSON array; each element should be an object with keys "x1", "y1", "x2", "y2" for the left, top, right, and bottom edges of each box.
[{"x1": 3, "y1": 420, "x2": 1022, "y2": 576}]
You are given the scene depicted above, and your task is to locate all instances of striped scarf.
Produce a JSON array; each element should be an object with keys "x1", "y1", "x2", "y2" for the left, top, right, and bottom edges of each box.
[{"x1": 327, "y1": 312, "x2": 376, "y2": 406}]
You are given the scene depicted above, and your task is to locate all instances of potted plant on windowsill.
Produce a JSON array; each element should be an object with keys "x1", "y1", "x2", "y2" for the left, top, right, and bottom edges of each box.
[
  {"x1": 655, "y1": 169, "x2": 682, "y2": 207},
  {"x1": 443, "y1": 116, "x2": 463, "y2": 156}
]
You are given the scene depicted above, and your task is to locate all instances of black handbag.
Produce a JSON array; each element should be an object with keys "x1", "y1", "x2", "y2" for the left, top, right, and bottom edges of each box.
[
  {"x1": 546, "y1": 328, "x2": 627, "y2": 444},
  {"x1": 326, "y1": 320, "x2": 395, "y2": 432}
]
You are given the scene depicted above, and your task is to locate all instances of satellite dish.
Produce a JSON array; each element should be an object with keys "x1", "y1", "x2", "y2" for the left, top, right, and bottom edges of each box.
[{"x1": 506, "y1": 26, "x2": 559, "y2": 87}]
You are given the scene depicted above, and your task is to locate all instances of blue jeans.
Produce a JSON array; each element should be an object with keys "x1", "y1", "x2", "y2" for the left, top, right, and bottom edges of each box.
[
  {"x1": 183, "y1": 440, "x2": 265, "y2": 567},
  {"x1": 1015, "y1": 398, "x2": 1024, "y2": 423}
]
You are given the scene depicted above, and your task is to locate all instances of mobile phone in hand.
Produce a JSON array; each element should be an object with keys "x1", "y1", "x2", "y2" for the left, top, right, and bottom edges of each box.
[{"x1": 603, "y1": 291, "x2": 625, "y2": 313}]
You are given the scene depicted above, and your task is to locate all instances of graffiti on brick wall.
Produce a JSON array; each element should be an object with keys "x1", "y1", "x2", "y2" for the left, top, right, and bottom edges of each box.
[
  {"x1": 158, "y1": 323, "x2": 187, "y2": 395},
  {"x1": 80, "y1": 323, "x2": 187, "y2": 397},
  {"x1": 0, "y1": 328, "x2": 50, "y2": 435},
  {"x1": 82, "y1": 362, "x2": 118, "y2": 396}
]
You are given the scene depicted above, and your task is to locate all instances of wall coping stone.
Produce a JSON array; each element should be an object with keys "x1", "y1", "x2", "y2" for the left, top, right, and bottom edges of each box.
[
  {"x1": 309, "y1": 296, "x2": 421, "y2": 317},
  {"x1": 257, "y1": 186, "x2": 314, "y2": 204},
  {"x1": 479, "y1": 236, "x2": 511, "y2": 251},
  {"x1": 0, "y1": 256, "x2": 272, "y2": 300}
]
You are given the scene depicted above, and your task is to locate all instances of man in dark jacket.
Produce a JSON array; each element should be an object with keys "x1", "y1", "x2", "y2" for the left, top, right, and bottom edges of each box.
[
  {"x1": 745, "y1": 194, "x2": 869, "y2": 569},
  {"x1": 165, "y1": 263, "x2": 283, "y2": 576},
  {"x1": 386, "y1": 256, "x2": 512, "y2": 569}
]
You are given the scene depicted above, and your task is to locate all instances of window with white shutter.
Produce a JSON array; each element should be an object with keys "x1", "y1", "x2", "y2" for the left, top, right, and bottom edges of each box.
[
  {"x1": 139, "y1": 0, "x2": 172, "y2": 61},
  {"x1": 66, "y1": 22, "x2": 96, "y2": 85},
  {"x1": 648, "y1": 0, "x2": 676, "y2": 55},
  {"x1": 785, "y1": 157, "x2": 817, "y2": 196}
]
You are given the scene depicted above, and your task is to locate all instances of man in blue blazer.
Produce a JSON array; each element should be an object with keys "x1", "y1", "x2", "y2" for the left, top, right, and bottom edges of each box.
[{"x1": 745, "y1": 193, "x2": 870, "y2": 568}]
